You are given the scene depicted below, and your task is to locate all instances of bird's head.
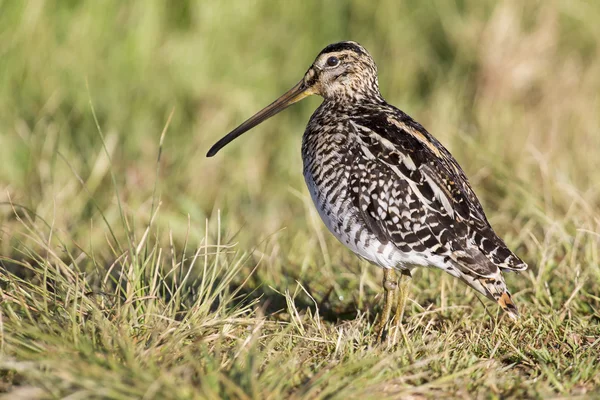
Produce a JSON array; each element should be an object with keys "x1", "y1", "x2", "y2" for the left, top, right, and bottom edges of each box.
[
  {"x1": 207, "y1": 41, "x2": 381, "y2": 157},
  {"x1": 304, "y1": 41, "x2": 381, "y2": 102}
]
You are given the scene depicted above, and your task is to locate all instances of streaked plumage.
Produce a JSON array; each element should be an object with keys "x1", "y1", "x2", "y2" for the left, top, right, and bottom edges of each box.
[{"x1": 208, "y1": 41, "x2": 527, "y2": 330}]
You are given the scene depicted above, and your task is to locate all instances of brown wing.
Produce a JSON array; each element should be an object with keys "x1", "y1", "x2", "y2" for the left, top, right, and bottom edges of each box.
[{"x1": 348, "y1": 108, "x2": 527, "y2": 274}]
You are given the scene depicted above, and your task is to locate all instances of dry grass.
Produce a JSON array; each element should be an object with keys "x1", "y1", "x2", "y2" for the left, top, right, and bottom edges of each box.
[{"x1": 1, "y1": 1, "x2": 600, "y2": 398}]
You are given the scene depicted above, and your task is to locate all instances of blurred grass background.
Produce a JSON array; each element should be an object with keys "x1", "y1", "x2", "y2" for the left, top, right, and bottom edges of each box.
[{"x1": 1, "y1": 0, "x2": 600, "y2": 398}]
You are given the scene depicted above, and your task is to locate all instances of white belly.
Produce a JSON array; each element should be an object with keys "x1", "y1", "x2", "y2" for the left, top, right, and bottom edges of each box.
[{"x1": 303, "y1": 171, "x2": 441, "y2": 271}]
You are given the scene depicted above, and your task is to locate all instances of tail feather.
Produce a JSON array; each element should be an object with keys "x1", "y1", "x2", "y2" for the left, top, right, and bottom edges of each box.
[
  {"x1": 454, "y1": 269, "x2": 520, "y2": 320},
  {"x1": 497, "y1": 291, "x2": 519, "y2": 320},
  {"x1": 479, "y1": 276, "x2": 519, "y2": 320}
]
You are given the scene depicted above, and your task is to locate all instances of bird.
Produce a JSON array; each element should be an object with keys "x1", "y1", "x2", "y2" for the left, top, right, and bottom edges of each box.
[{"x1": 207, "y1": 41, "x2": 527, "y2": 337}]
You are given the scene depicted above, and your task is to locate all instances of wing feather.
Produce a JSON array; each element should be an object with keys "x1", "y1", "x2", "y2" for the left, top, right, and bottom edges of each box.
[{"x1": 349, "y1": 107, "x2": 527, "y2": 274}]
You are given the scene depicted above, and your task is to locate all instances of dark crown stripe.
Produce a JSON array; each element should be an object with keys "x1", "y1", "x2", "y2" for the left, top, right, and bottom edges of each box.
[{"x1": 319, "y1": 41, "x2": 366, "y2": 57}]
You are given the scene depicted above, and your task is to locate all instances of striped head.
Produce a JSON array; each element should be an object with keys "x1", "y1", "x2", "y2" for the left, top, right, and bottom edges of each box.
[
  {"x1": 304, "y1": 41, "x2": 381, "y2": 102},
  {"x1": 207, "y1": 41, "x2": 381, "y2": 157}
]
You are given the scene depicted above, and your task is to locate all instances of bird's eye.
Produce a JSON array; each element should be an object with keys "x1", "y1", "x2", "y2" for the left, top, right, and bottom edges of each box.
[{"x1": 326, "y1": 56, "x2": 340, "y2": 67}]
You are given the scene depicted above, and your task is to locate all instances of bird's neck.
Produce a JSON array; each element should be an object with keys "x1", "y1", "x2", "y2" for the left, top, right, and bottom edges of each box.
[{"x1": 323, "y1": 89, "x2": 386, "y2": 112}]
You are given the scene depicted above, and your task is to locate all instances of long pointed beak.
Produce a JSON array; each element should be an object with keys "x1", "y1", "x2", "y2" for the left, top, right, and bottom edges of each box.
[{"x1": 207, "y1": 79, "x2": 314, "y2": 157}]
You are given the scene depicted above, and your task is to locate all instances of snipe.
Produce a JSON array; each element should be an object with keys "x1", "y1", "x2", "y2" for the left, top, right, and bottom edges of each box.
[{"x1": 207, "y1": 41, "x2": 527, "y2": 338}]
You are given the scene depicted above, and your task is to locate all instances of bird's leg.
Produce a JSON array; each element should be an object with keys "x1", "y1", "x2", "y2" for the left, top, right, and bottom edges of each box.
[
  {"x1": 391, "y1": 270, "x2": 411, "y2": 342},
  {"x1": 375, "y1": 268, "x2": 398, "y2": 340}
]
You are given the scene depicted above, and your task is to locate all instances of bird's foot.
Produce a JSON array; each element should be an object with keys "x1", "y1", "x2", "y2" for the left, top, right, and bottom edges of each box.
[
  {"x1": 374, "y1": 269, "x2": 398, "y2": 342},
  {"x1": 389, "y1": 272, "x2": 411, "y2": 345}
]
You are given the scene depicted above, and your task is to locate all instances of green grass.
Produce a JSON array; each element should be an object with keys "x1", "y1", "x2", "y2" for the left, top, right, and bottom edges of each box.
[{"x1": 1, "y1": 1, "x2": 600, "y2": 398}]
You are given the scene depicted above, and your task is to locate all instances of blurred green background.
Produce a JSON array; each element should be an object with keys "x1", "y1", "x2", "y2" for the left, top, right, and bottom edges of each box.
[
  {"x1": 1, "y1": 0, "x2": 600, "y2": 305},
  {"x1": 1, "y1": 1, "x2": 600, "y2": 397}
]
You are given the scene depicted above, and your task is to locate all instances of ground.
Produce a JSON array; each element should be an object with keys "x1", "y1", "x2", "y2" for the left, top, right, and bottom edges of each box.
[{"x1": 1, "y1": 1, "x2": 599, "y2": 399}]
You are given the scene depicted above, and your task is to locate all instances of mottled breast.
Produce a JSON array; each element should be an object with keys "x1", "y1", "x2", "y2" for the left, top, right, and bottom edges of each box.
[{"x1": 301, "y1": 105, "x2": 430, "y2": 270}]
